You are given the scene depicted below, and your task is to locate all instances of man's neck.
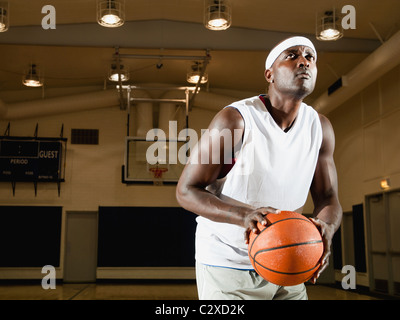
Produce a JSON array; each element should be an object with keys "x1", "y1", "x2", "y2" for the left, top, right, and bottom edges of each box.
[{"x1": 263, "y1": 92, "x2": 303, "y2": 131}]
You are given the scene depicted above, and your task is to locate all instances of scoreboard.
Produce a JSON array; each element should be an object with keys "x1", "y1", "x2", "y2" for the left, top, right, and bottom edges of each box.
[{"x1": 0, "y1": 137, "x2": 67, "y2": 182}]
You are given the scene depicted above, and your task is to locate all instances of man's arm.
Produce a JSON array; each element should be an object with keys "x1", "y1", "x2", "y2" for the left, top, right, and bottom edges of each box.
[
  {"x1": 309, "y1": 114, "x2": 343, "y2": 283},
  {"x1": 176, "y1": 107, "x2": 279, "y2": 243}
]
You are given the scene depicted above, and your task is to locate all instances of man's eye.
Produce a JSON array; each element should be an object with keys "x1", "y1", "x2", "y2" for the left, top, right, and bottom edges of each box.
[
  {"x1": 287, "y1": 53, "x2": 296, "y2": 59},
  {"x1": 306, "y1": 54, "x2": 315, "y2": 61}
]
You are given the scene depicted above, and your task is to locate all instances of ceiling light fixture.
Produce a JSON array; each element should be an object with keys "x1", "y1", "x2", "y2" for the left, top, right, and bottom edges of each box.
[
  {"x1": 187, "y1": 62, "x2": 208, "y2": 84},
  {"x1": 109, "y1": 61, "x2": 129, "y2": 82},
  {"x1": 22, "y1": 64, "x2": 43, "y2": 87},
  {"x1": 0, "y1": 1, "x2": 9, "y2": 32},
  {"x1": 97, "y1": 0, "x2": 125, "y2": 28},
  {"x1": 316, "y1": 10, "x2": 343, "y2": 41},
  {"x1": 204, "y1": 0, "x2": 231, "y2": 31}
]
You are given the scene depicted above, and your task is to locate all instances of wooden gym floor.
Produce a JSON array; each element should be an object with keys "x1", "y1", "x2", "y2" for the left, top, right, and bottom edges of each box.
[{"x1": 0, "y1": 281, "x2": 387, "y2": 300}]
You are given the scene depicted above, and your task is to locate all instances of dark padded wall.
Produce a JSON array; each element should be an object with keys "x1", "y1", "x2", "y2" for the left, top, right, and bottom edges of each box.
[
  {"x1": 352, "y1": 203, "x2": 367, "y2": 273},
  {"x1": 0, "y1": 206, "x2": 62, "y2": 267},
  {"x1": 98, "y1": 207, "x2": 197, "y2": 267}
]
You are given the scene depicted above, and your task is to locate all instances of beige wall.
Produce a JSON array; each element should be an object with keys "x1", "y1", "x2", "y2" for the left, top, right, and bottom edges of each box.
[
  {"x1": 302, "y1": 64, "x2": 400, "y2": 215},
  {"x1": 324, "y1": 64, "x2": 400, "y2": 286},
  {"x1": 0, "y1": 105, "x2": 218, "y2": 208},
  {"x1": 328, "y1": 64, "x2": 400, "y2": 212}
]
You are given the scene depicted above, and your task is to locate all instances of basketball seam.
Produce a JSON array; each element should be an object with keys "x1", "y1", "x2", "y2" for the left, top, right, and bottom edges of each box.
[
  {"x1": 252, "y1": 241, "x2": 322, "y2": 276},
  {"x1": 254, "y1": 260, "x2": 320, "y2": 275},
  {"x1": 254, "y1": 239, "x2": 323, "y2": 254}
]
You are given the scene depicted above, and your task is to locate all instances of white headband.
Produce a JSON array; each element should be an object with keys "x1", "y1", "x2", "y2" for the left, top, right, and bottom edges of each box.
[{"x1": 265, "y1": 36, "x2": 317, "y2": 70}]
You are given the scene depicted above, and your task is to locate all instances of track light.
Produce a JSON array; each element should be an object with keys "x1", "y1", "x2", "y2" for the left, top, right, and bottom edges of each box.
[
  {"x1": 204, "y1": 0, "x2": 232, "y2": 31},
  {"x1": 0, "y1": 1, "x2": 9, "y2": 32},
  {"x1": 22, "y1": 64, "x2": 43, "y2": 87},
  {"x1": 97, "y1": 0, "x2": 125, "y2": 28},
  {"x1": 187, "y1": 62, "x2": 208, "y2": 84},
  {"x1": 109, "y1": 61, "x2": 129, "y2": 82},
  {"x1": 316, "y1": 10, "x2": 343, "y2": 41}
]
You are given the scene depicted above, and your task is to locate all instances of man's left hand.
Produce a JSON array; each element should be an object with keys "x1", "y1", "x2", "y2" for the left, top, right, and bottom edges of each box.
[{"x1": 309, "y1": 217, "x2": 336, "y2": 284}]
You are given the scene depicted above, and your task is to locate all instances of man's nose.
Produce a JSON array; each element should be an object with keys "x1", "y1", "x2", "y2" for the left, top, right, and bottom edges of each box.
[{"x1": 298, "y1": 56, "x2": 309, "y2": 68}]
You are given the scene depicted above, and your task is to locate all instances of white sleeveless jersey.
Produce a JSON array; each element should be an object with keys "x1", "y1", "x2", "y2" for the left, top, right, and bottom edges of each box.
[{"x1": 195, "y1": 95, "x2": 323, "y2": 269}]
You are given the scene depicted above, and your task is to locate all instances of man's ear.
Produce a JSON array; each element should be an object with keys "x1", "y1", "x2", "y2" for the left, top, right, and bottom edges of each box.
[{"x1": 265, "y1": 69, "x2": 274, "y2": 83}]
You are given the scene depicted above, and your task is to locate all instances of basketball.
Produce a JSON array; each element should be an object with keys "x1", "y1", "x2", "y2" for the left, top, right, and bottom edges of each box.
[{"x1": 248, "y1": 211, "x2": 323, "y2": 286}]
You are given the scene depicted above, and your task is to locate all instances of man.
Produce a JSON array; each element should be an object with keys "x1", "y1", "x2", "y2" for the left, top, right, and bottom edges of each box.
[{"x1": 176, "y1": 36, "x2": 342, "y2": 300}]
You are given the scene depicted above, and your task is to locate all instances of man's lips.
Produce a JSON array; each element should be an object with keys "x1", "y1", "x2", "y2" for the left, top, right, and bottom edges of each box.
[{"x1": 296, "y1": 71, "x2": 311, "y2": 79}]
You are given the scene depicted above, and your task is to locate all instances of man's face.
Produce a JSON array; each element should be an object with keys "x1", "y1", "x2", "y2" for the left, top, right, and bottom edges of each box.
[{"x1": 266, "y1": 45, "x2": 317, "y2": 99}]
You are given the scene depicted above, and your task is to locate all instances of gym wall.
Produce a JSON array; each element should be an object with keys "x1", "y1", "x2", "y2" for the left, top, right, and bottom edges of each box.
[{"x1": 0, "y1": 99, "x2": 217, "y2": 280}]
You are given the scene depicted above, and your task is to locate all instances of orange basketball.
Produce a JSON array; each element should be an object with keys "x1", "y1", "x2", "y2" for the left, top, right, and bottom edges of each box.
[{"x1": 248, "y1": 211, "x2": 323, "y2": 286}]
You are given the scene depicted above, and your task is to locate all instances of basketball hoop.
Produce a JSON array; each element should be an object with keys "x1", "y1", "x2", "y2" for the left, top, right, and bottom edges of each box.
[
  {"x1": 149, "y1": 167, "x2": 168, "y2": 179},
  {"x1": 148, "y1": 164, "x2": 169, "y2": 185}
]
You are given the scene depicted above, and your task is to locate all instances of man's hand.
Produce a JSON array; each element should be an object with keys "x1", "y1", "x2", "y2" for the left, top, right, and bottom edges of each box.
[
  {"x1": 243, "y1": 207, "x2": 281, "y2": 244},
  {"x1": 309, "y1": 217, "x2": 336, "y2": 284}
]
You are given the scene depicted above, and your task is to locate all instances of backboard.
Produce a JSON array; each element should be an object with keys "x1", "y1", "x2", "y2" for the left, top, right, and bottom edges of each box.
[{"x1": 124, "y1": 136, "x2": 188, "y2": 185}]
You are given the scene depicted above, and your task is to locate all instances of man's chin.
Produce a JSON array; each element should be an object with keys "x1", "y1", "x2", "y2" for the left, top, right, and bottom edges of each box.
[{"x1": 293, "y1": 86, "x2": 314, "y2": 100}]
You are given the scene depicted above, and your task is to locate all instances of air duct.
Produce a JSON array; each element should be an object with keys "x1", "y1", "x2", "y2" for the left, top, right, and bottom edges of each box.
[
  {"x1": 313, "y1": 29, "x2": 400, "y2": 115},
  {"x1": 0, "y1": 85, "x2": 238, "y2": 121},
  {"x1": 0, "y1": 89, "x2": 120, "y2": 120}
]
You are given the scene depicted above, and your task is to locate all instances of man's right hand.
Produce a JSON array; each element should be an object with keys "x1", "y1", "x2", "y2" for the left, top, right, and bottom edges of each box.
[{"x1": 243, "y1": 207, "x2": 281, "y2": 244}]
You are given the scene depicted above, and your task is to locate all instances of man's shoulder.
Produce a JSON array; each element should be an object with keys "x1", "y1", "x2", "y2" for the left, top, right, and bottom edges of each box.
[
  {"x1": 227, "y1": 95, "x2": 262, "y2": 108},
  {"x1": 316, "y1": 113, "x2": 332, "y2": 130},
  {"x1": 313, "y1": 112, "x2": 335, "y2": 153},
  {"x1": 211, "y1": 104, "x2": 244, "y2": 131}
]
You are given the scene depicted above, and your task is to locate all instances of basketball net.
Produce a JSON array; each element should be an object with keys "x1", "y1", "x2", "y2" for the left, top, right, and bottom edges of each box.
[{"x1": 148, "y1": 166, "x2": 168, "y2": 186}]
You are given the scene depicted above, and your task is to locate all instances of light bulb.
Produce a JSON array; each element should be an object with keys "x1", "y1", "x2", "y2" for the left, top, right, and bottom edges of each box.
[
  {"x1": 319, "y1": 28, "x2": 341, "y2": 40},
  {"x1": 101, "y1": 13, "x2": 121, "y2": 25}
]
